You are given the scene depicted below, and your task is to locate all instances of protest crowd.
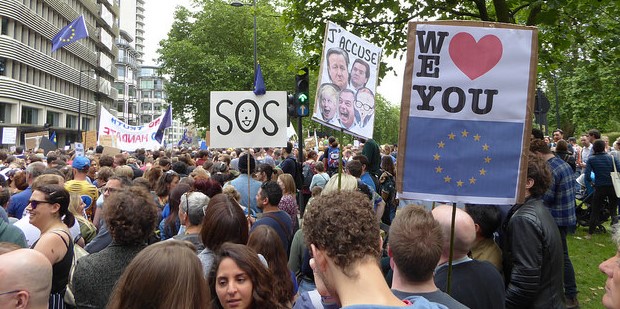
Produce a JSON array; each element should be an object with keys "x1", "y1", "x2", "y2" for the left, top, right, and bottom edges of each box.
[{"x1": 1, "y1": 130, "x2": 620, "y2": 309}]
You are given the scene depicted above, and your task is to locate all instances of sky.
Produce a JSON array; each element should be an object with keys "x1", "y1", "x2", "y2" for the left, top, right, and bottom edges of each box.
[{"x1": 142, "y1": 0, "x2": 405, "y2": 106}]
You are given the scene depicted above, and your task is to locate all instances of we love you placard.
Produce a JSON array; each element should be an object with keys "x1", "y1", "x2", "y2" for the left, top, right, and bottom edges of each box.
[{"x1": 397, "y1": 21, "x2": 538, "y2": 205}]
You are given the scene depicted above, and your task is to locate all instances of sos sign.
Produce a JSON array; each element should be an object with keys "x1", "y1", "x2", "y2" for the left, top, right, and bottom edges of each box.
[{"x1": 210, "y1": 91, "x2": 288, "y2": 148}]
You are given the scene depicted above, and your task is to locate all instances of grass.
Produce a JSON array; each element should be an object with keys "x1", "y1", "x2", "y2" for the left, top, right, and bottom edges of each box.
[{"x1": 568, "y1": 223, "x2": 616, "y2": 309}]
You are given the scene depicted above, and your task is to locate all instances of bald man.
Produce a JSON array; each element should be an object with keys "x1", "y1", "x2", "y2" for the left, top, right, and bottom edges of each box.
[
  {"x1": 432, "y1": 205, "x2": 505, "y2": 309},
  {"x1": 0, "y1": 249, "x2": 52, "y2": 309}
]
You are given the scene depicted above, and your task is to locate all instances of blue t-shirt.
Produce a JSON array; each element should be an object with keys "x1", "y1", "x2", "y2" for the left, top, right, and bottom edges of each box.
[{"x1": 7, "y1": 187, "x2": 32, "y2": 219}]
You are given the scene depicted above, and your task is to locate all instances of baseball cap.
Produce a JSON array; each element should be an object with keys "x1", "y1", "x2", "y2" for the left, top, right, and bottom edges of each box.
[
  {"x1": 81, "y1": 195, "x2": 93, "y2": 210},
  {"x1": 72, "y1": 156, "x2": 91, "y2": 170}
]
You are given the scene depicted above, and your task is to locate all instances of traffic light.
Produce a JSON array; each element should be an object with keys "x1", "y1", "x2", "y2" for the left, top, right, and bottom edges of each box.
[
  {"x1": 295, "y1": 68, "x2": 309, "y2": 117},
  {"x1": 287, "y1": 94, "x2": 296, "y2": 118}
]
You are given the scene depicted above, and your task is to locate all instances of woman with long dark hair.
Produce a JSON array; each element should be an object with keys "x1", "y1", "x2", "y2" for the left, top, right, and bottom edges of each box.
[
  {"x1": 380, "y1": 155, "x2": 397, "y2": 224},
  {"x1": 158, "y1": 183, "x2": 190, "y2": 240},
  {"x1": 27, "y1": 184, "x2": 75, "y2": 309},
  {"x1": 209, "y1": 243, "x2": 287, "y2": 309}
]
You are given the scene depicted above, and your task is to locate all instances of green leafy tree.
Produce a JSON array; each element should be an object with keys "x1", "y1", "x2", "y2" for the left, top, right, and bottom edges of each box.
[{"x1": 158, "y1": 0, "x2": 302, "y2": 127}]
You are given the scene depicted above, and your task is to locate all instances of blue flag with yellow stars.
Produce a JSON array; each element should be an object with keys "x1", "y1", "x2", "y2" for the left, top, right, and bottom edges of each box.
[{"x1": 51, "y1": 15, "x2": 89, "y2": 53}]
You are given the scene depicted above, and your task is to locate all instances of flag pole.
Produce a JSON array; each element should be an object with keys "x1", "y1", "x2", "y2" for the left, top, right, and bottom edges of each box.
[{"x1": 446, "y1": 202, "x2": 457, "y2": 294}]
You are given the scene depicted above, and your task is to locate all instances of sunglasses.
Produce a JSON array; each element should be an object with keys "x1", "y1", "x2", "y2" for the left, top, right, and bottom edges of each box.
[{"x1": 28, "y1": 200, "x2": 51, "y2": 209}]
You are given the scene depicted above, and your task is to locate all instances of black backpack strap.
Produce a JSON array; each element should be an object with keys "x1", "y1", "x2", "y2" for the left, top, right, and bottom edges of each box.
[{"x1": 263, "y1": 212, "x2": 292, "y2": 242}]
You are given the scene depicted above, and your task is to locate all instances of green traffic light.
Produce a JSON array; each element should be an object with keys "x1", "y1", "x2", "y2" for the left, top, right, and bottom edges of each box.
[{"x1": 298, "y1": 93, "x2": 308, "y2": 103}]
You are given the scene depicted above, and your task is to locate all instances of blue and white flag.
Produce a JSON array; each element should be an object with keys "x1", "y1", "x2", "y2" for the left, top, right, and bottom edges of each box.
[
  {"x1": 177, "y1": 129, "x2": 192, "y2": 147},
  {"x1": 154, "y1": 105, "x2": 172, "y2": 144},
  {"x1": 50, "y1": 131, "x2": 57, "y2": 145},
  {"x1": 398, "y1": 22, "x2": 538, "y2": 205},
  {"x1": 51, "y1": 16, "x2": 89, "y2": 53},
  {"x1": 253, "y1": 63, "x2": 266, "y2": 95}
]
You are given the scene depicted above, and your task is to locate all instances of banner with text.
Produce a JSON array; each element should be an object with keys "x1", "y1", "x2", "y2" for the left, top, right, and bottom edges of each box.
[
  {"x1": 210, "y1": 91, "x2": 288, "y2": 148},
  {"x1": 397, "y1": 21, "x2": 538, "y2": 205},
  {"x1": 312, "y1": 22, "x2": 382, "y2": 140},
  {"x1": 98, "y1": 107, "x2": 166, "y2": 151}
]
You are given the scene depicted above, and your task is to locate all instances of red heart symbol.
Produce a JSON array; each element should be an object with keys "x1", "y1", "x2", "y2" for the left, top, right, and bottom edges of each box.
[{"x1": 449, "y1": 32, "x2": 503, "y2": 80}]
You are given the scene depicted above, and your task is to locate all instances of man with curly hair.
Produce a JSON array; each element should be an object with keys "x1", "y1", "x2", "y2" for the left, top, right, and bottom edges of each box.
[
  {"x1": 303, "y1": 191, "x2": 443, "y2": 308},
  {"x1": 72, "y1": 185, "x2": 158, "y2": 309}
]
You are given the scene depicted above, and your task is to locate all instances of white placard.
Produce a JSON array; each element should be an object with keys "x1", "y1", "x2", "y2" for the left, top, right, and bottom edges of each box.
[
  {"x1": 210, "y1": 91, "x2": 288, "y2": 148},
  {"x1": 98, "y1": 106, "x2": 167, "y2": 151},
  {"x1": 2, "y1": 127, "x2": 17, "y2": 144},
  {"x1": 75, "y1": 143, "x2": 84, "y2": 157}
]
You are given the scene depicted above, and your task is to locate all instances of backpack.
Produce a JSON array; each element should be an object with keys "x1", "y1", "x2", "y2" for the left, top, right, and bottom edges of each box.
[
  {"x1": 302, "y1": 163, "x2": 315, "y2": 189},
  {"x1": 326, "y1": 147, "x2": 342, "y2": 175}
]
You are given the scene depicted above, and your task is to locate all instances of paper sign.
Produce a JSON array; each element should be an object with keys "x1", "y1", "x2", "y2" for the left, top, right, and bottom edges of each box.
[
  {"x1": 75, "y1": 143, "x2": 84, "y2": 157},
  {"x1": 98, "y1": 107, "x2": 166, "y2": 151},
  {"x1": 312, "y1": 22, "x2": 382, "y2": 140},
  {"x1": 25, "y1": 131, "x2": 49, "y2": 150},
  {"x1": 82, "y1": 131, "x2": 97, "y2": 150},
  {"x1": 397, "y1": 21, "x2": 538, "y2": 205},
  {"x1": 2, "y1": 127, "x2": 17, "y2": 145},
  {"x1": 210, "y1": 91, "x2": 288, "y2": 148}
]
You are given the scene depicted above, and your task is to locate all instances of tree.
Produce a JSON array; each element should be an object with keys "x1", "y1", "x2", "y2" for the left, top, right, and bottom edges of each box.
[{"x1": 158, "y1": 0, "x2": 302, "y2": 128}]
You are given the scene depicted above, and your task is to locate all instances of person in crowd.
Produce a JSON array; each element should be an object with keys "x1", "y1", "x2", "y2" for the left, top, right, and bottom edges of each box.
[
  {"x1": 465, "y1": 204, "x2": 503, "y2": 272},
  {"x1": 143, "y1": 165, "x2": 163, "y2": 192},
  {"x1": 27, "y1": 184, "x2": 75, "y2": 309},
  {"x1": 154, "y1": 170, "x2": 180, "y2": 218},
  {"x1": 585, "y1": 139, "x2": 620, "y2": 236},
  {"x1": 380, "y1": 155, "x2": 397, "y2": 224},
  {"x1": 0, "y1": 202, "x2": 27, "y2": 247},
  {"x1": 599, "y1": 224, "x2": 620, "y2": 309},
  {"x1": 173, "y1": 191, "x2": 209, "y2": 252},
  {"x1": 302, "y1": 190, "x2": 432, "y2": 308},
  {"x1": 73, "y1": 186, "x2": 158, "y2": 309},
  {"x1": 279, "y1": 142, "x2": 299, "y2": 184},
  {"x1": 530, "y1": 138, "x2": 579, "y2": 307},
  {"x1": 503, "y1": 153, "x2": 564, "y2": 308},
  {"x1": 326, "y1": 47, "x2": 349, "y2": 91},
  {"x1": 199, "y1": 194, "x2": 249, "y2": 275},
  {"x1": 107, "y1": 240, "x2": 210, "y2": 309},
  {"x1": 84, "y1": 176, "x2": 131, "y2": 253},
  {"x1": 158, "y1": 183, "x2": 190, "y2": 240},
  {"x1": 255, "y1": 163, "x2": 275, "y2": 182},
  {"x1": 309, "y1": 161, "x2": 330, "y2": 191},
  {"x1": 92, "y1": 166, "x2": 114, "y2": 228},
  {"x1": 277, "y1": 173, "x2": 300, "y2": 233},
  {"x1": 67, "y1": 193, "x2": 96, "y2": 244},
  {"x1": 433, "y1": 205, "x2": 505, "y2": 309},
  {"x1": 248, "y1": 225, "x2": 296, "y2": 305},
  {"x1": 64, "y1": 156, "x2": 98, "y2": 211},
  {"x1": 0, "y1": 249, "x2": 52, "y2": 309},
  {"x1": 252, "y1": 181, "x2": 293, "y2": 253},
  {"x1": 226, "y1": 153, "x2": 262, "y2": 215},
  {"x1": 194, "y1": 176, "x2": 223, "y2": 198},
  {"x1": 209, "y1": 243, "x2": 287, "y2": 309},
  {"x1": 7, "y1": 162, "x2": 45, "y2": 219},
  {"x1": 389, "y1": 205, "x2": 468, "y2": 308}
]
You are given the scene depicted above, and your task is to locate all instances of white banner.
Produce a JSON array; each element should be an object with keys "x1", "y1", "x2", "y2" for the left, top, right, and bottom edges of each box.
[
  {"x1": 313, "y1": 22, "x2": 383, "y2": 139},
  {"x1": 98, "y1": 107, "x2": 166, "y2": 151},
  {"x1": 2, "y1": 127, "x2": 17, "y2": 144},
  {"x1": 210, "y1": 91, "x2": 288, "y2": 148}
]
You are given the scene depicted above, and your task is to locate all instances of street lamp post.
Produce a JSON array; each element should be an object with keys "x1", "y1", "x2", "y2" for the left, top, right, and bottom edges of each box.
[
  {"x1": 231, "y1": 0, "x2": 258, "y2": 76},
  {"x1": 77, "y1": 68, "x2": 93, "y2": 143}
]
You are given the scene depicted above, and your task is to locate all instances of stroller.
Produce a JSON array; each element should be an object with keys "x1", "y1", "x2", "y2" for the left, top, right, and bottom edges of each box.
[{"x1": 575, "y1": 173, "x2": 610, "y2": 233}]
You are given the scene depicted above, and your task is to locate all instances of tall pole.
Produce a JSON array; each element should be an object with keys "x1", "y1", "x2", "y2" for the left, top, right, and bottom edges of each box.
[
  {"x1": 78, "y1": 68, "x2": 82, "y2": 142},
  {"x1": 252, "y1": 0, "x2": 257, "y2": 75},
  {"x1": 553, "y1": 73, "x2": 561, "y2": 129}
]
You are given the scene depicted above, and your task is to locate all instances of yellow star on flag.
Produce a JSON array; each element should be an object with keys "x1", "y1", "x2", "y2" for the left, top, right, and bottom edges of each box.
[
  {"x1": 469, "y1": 177, "x2": 476, "y2": 184},
  {"x1": 435, "y1": 166, "x2": 443, "y2": 173},
  {"x1": 433, "y1": 153, "x2": 440, "y2": 160},
  {"x1": 484, "y1": 156, "x2": 492, "y2": 163},
  {"x1": 457, "y1": 180, "x2": 464, "y2": 187},
  {"x1": 479, "y1": 168, "x2": 487, "y2": 176},
  {"x1": 461, "y1": 129, "x2": 469, "y2": 137},
  {"x1": 444, "y1": 176, "x2": 452, "y2": 183},
  {"x1": 473, "y1": 134, "x2": 481, "y2": 141},
  {"x1": 448, "y1": 133, "x2": 456, "y2": 140},
  {"x1": 482, "y1": 144, "x2": 490, "y2": 151},
  {"x1": 437, "y1": 141, "x2": 445, "y2": 148}
]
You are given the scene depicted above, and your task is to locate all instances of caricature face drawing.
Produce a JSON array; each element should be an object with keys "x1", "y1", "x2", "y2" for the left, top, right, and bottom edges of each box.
[{"x1": 235, "y1": 100, "x2": 259, "y2": 133}]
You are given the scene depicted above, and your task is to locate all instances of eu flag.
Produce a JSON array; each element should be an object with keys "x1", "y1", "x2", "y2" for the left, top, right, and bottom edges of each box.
[
  {"x1": 154, "y1": 105, "x2": 172, "y2": 144},
  {"x1": 51, "y1": 16, "x2": 89, "y2": 53},
  {"x1": 50, "y1": 131, "x2": 57, "y2": 145},
  {"x1": 403, "y1": 117, "x2": 523, "y2": 202},
  {"x1": 253, "y1": 63, "x2": 266, "y2": 95}
]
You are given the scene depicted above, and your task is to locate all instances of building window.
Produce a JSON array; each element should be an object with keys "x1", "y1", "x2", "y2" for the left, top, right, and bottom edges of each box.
[
  {"x1": 82, "y1": 118, "x2": 90, "y2": 131},
  {"x1": 142, "y1": 91, "x2": 151, "y2": 98},
  {"x1": 66, "y1": 115, "x2": 77, "y2": 129},
  {"x1": 0, "y1": 57, "x2": 5, "y2": 76},
  {"x1": 141, "y1": 103, "x2": 151, "y2": 111},
  {"x1": 141, "y1": 115, "x2": 151, "y2": 123},
  {"x1": 46, "y1": 111, "x2": 60, "y2": 127},
  {"x1": 154, "y1": 91, "x2": 162, "y2": 99},
  {"x1": 21, "y1": 106, "x2": 39, "y2": 124},
  {"x1": 140, "y1": 80, "x2": 154, "y2": 90},
  {"x1": 0, "y1": 103, "x2": 12, "y2": 123},
  {"x1": 1, "y1": 17, "x2": 8, "y2": 35}
]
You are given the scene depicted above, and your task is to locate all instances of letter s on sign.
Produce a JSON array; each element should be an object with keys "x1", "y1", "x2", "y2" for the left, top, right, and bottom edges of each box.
[{"x1": 216, "y1": 100, "x2": 234, "y2": 135}]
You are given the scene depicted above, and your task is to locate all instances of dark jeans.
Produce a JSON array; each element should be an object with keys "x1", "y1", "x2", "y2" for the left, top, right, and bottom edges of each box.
[
  {"x1": 589, "y1": 185, "x2": 618, "y2": 234},
  {"x1": 558, "y1": 226, "x2": 578, "y2": 298}
]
